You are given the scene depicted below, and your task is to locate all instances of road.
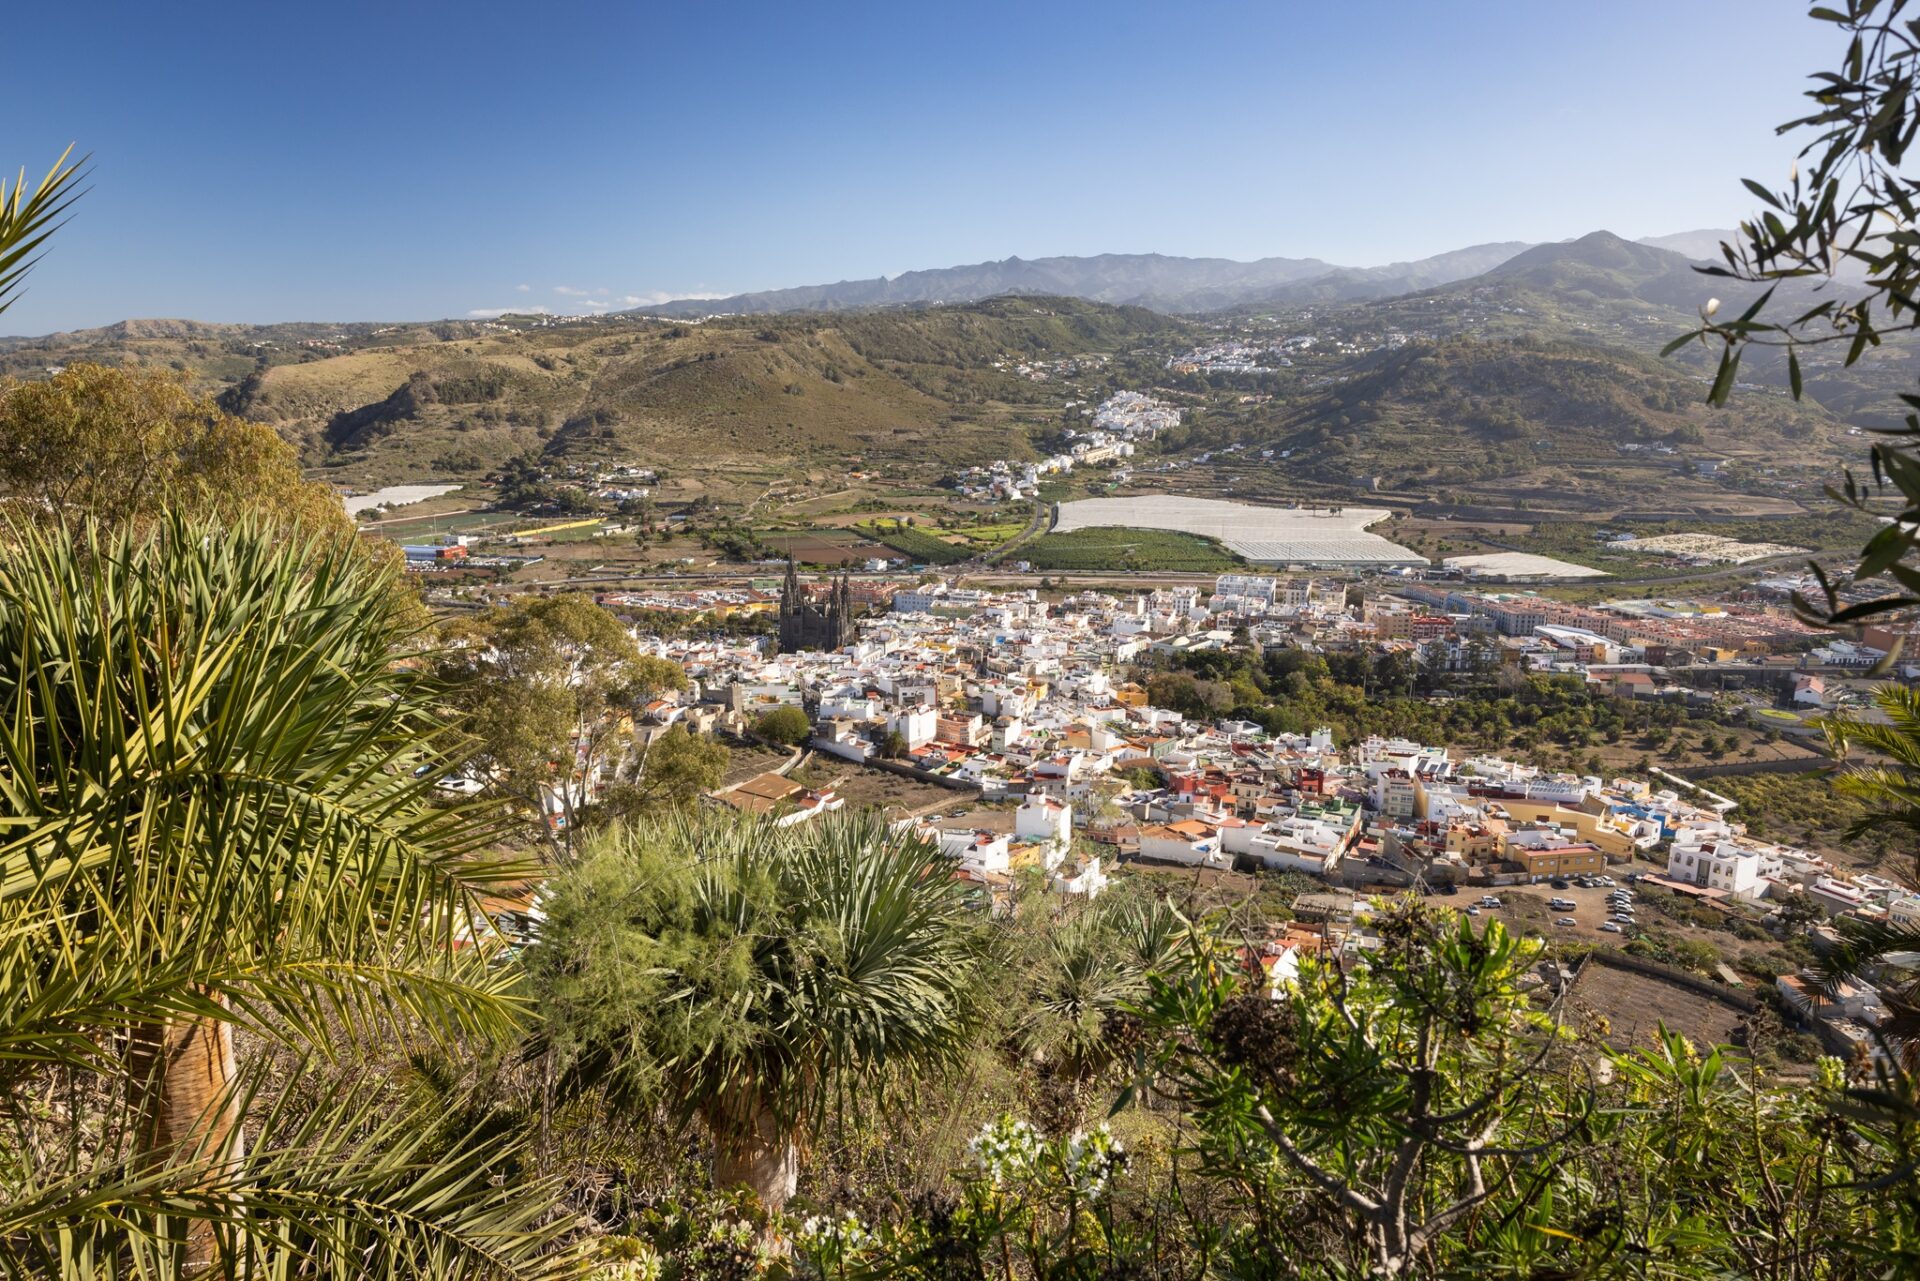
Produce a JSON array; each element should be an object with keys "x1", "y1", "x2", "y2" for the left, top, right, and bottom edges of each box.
[
  {"x1": 503, "y1": 565, "x2": 1235, "y2": 594},
  {"x1": 975, "y1": 499, "x2": 1053, "y2": 568},
  {"x1": 361, "y1": 507, "x2": 481, "y2": 527}
]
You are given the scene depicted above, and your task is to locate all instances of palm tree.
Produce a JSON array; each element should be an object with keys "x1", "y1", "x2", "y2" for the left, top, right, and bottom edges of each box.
[
  {"x1": 1013, "y1": 894, "x2": 1183, "y2": 1080},
  {"x1": 0, "y1": 516, "x2": 568, "y2": 1275},
  {"x1": 527, "y1": 807, "x2": 982, "y2": 1212}
]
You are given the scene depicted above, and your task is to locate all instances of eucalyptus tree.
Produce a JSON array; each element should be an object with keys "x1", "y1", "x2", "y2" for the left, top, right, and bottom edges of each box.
[
  {"x1": 435, "y1": 594, "x2": 687, "y2": 859},
  {"x1": 1673, "y1": 0, "x2": 1920, "y2": 632},
  {"x1": 1137, "y1": 902, "x2": 1592, "y2": 1277},
  {"x1": 526, "y1": 807, "x2": 983, "y2": 1212},
  {"x1": 0, "y1": 517, "x2": 569, "y2": 1276}
]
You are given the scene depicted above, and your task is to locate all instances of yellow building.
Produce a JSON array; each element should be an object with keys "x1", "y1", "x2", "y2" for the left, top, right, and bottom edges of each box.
[
  {"x1": 1512, "y1": 843, "x2": 1606, "y2": 879},
  {"x1": 1505, "y1": 805, "x2": 1637, "y2": 860}
]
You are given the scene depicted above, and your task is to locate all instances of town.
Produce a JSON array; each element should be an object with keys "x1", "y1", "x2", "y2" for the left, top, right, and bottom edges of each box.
[{"x1": 518, "y1": 562, "x2": 1920, "y2": 1072}]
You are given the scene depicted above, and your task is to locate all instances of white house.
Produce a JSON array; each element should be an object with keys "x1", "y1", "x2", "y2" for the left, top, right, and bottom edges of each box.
[
  {"x1": 1138, "y1": 820, "x2": 1230, "y2": 869},
  {"x1": 888, "y1": 705, "x2": 938, "y2": 749},
  {"x1": 940, "y1": 829, "x2": 1012, "y2": 874},
  {"x1": 1015, "y1": 795, "x2": 1073, "y2": 847},
  {"x1": 1791, "y1": 674, "x2": 1828, "y2": 707},
  {"x1": 1667, "y1": 825, "x2": 1779, "y2": 901},
  {"x1": 1051, "y1": 855, "x2": 1110, "y2": 898},
  {"x1": 1247, "y1": 814, "x2": 1350, "y2": 876}
]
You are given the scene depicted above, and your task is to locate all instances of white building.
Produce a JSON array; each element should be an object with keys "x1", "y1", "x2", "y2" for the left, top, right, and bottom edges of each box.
[
  {"x1": 1667, "y1": 825, "x2": 1780, "y2": 901},
  {"x1": 892, "y1": 584, "x2": 949, "y2": 614},
  {"x1": 1246, "y1": 814, "x2": 1350, "y2": 876},
  {"x1": 1139, "y1": 821, "x2": 1230, "y2": 869},
  {"x1": 888, "y1": 705, "x2": 938, "y2": 749},
  {"x1": 940, "y1": 829, "x2": 1011, "y2": 874},
  {"x1": 1015, "y1": 794, "x2": 1073, "y2": 847},
  {"x1": 1051, "y1": 855, "x2": 1110, "y2": 898}
]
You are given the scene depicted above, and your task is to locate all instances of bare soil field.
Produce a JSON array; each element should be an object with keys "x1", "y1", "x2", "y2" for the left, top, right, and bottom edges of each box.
[
  {"x1": 720, "y1": 743, "x2": 795, "y2": 787},
  {"x1": 796, "y1": 763, "x2": 972, "y2": 816},
  {"x1": 761, "y1": 532, "x2": 897, "y2": 565},
  {"x1": 1570, "y1": 960, "x2": 1749, "y2": 1051}
]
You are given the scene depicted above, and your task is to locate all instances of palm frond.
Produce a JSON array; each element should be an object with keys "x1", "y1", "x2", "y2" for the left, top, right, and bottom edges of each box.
[
  {"x1": 0, "y1": 516, "x2": 534, "y2": 1072},
  {"x1": 0, "y1": 1070, "x2": 583, "y2": 1280},
  {"x1": 1812, "y1": 917, "x2": 1920, "y2": 994},
  {"x1": 0, "y1": 147, "x2": 86, "y2": 316}
]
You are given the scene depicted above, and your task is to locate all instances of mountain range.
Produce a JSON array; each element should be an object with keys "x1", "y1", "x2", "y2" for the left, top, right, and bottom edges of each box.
[
  {"x1": 2, "y1": 226, "x2": 1878, "y2": 521},
  {"x1": 628, "y1": 233, "x2": 1736, "y2": 319}
]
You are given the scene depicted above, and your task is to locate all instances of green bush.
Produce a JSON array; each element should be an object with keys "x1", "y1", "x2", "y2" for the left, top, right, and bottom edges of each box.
[{"x1": 754, "y1": 705, "x2": 811, "y2": 745}]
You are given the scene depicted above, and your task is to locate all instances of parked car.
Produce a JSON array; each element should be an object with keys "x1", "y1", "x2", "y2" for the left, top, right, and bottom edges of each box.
[
  {"x1": 1549, "y1": 898, "x2": 1576, "y2": 911},
  {"x1": 1550, "y1": 879, "x2": 1570, "y2": 890},
  {"x1": 1466, "y1": 906, "x2": 1481, "y2": 915},
  {"x1": 1600, "y1": 922, "x2": 1624, "y2": 933},
  {"x1": 1555, "y1": 916, "x2": 1577, "y2": 927}
]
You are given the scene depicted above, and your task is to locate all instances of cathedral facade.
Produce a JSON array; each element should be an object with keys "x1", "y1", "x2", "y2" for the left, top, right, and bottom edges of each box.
[{"x1": 776, "y1": 555, "x2": 855, "y2": 654}]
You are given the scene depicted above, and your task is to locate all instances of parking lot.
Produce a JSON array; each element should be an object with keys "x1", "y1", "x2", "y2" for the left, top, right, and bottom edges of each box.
[{"x1": 1451, "y1": 877, "x2": 1648, "y2": 945}]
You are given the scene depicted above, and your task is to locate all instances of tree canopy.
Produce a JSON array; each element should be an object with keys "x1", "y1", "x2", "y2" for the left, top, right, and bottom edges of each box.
[
  {"x1": 0, "y1": 362, "x2": 356, "y2": 539},
  {"x1": 526, "y1": 808, "x2": 984, "y2": 1212},
  {"x1": 435, "y1": 593, "x2": 687, "y2": 856}
]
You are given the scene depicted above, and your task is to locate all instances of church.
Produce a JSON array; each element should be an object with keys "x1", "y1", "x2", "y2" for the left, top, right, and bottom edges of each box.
[{"x1": 776, "y1": 555, "x2": 855, "y2": 654}]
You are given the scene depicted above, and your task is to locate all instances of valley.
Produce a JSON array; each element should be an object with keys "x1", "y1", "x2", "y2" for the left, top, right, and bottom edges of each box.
[{"x1": 0, "y1": 231, "x2": 1885, "y2": 587}]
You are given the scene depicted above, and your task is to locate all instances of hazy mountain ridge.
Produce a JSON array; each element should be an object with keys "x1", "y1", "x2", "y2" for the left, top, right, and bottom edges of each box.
[{"x1": 630, "y1": 245, "x2": 1544, "y2": 318}]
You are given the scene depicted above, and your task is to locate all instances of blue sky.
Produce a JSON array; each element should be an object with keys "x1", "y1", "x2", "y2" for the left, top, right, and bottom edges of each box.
[{"x1": 2, "y1": 1, "x2": 1830, "y2": 335}]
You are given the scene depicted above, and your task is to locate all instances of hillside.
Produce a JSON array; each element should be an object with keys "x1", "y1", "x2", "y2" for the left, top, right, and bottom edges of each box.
[
  {"x1": 1222, "y1": 230, "x2": 1912, "y2": 425},
  {"x1": 1268, "y1": 333, "x2": 1848, "y2": 511},
  {"x1": 1476, "y1": 231, "x2": 1720, "y2": 311},
  {"x1": 36, "y1": 298, "x2": 1191, "y2": 491},
  {"x1": 3, "y1": 227, "x2": 1907, "y2": 517}
]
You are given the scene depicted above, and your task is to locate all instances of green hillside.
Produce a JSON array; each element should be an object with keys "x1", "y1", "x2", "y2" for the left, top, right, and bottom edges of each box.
[
  {"x1": 0, "y1": 299, "x2": 1193, "y2": 491},
  {"x1": 1270, "y1": 335, "x2": 1846, "y2": 503}
]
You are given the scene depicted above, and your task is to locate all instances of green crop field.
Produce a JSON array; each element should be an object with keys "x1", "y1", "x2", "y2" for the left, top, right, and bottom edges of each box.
[
  {"x1": 954, "y1": 521, "x2": 1026, "y2": 548},
  {"x1": 854, "y1": 520, "x2": 970, "y2": 565},
  {"x1": 1022, "y1": 527, "x2": 1241, "y2": 571}
]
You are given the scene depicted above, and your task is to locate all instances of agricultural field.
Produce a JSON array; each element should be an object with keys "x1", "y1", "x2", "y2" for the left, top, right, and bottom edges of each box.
[
  {"x1": 1569, "y1": 959, "x2": 1749, "y2": 1052},
  {"x1": 1023, "y1": 526, "x2": 1242, "y2": 572},
  {"x1": 1614, "y1": 532, "x2": 1809, "y2": 564},
  {"x1": 852, "y1": 518, "x2": 972, "y2": 565},
  {"x1": 758, "y1": 529, "x2": 903, "y2": 567}
]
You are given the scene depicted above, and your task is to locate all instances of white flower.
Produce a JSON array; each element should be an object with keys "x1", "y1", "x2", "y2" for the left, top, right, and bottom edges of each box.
[
  {"x1": 796, "y1": 1210, "x2": 873, "y2": 1267},
  {"x1": 1062, "y1": 1123, "x2": 1126, "y2": 1200},
  {"x1": 968, "y1": 1114, "x2": 1045, "y2": 1187},
  {"x1": 1703, "y1": 297, "x2": 1722, "y2": 318}
]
